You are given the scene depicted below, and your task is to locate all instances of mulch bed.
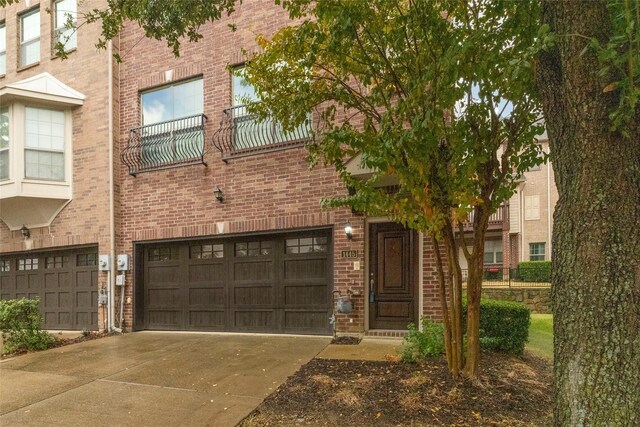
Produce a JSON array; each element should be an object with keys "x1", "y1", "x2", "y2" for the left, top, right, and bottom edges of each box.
[
  {"x1": 1, "y1": 331, "x2": 115, "y2": 359},
  {"x1": 240, "y1": 351, "x2": 552, "y2": 426}
]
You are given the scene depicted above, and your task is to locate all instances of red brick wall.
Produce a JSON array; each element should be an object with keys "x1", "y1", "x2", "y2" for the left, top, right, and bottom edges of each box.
[{"x1": 0, "y1": 0, "x2": 115, "y2": 328}]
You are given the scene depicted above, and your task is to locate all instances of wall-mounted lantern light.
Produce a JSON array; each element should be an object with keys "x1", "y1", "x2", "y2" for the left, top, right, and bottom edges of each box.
[
  {"x1": 20, "y1": 225, "x2": 30, "y2": 239},
  {"x1": 344, "y1": 223, "x2": 353, "y2": 240},
  {"x1": 214, "y1": 186, "x2": 224, "y2": 203}
]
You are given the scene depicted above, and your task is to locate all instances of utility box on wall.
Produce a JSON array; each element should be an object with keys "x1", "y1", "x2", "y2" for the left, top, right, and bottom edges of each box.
[{"x1": 117, "y1": 254, "x2": 129, "y2": 271}]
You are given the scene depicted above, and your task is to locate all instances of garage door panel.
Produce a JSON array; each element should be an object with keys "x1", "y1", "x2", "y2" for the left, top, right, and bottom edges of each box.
[
  {"x1": 233, "y1": 284, "x2": 274, "y2": 306},
  {"x1": 188, "y1": 310, "x2": 226, "y2": 329},
  {"x1": 233, "y1": 310, "x2": 275, "y2": 330},
  {"x1": 233, "y1": 261, "x2": 273, "y2": 282},
  {"x1": 283, "y1": 259, "x2": 327, "y2": 280},
  {"x1": 284, "y1": 284, "x2": 328, "y2": 306},
  {"x1": 189, "y1": 287, "x2": 224, "y2": 306},
  {"x1": 147, "y1": 310, "x2": 181, "y2": 328},
  {"x1": 75, "y1": 270, "x2": 98, "y2": 289},
  {"x1": 284, "y1": 311, "x2": 328, "y2": 331},
  {"x1": 147, "y1": 288, "x2": 181, "y2": 306},
  {"x1": 189, "y1": 263, "x2": 226, "y2": 283},
  {"x1": 147, "y1": 265, "x2": 181, "y2": 284}
]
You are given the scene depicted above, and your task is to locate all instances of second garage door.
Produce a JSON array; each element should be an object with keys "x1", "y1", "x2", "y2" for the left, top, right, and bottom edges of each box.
[{"x1": 140, "y1": 230, "x2": 332, "y2": 335}]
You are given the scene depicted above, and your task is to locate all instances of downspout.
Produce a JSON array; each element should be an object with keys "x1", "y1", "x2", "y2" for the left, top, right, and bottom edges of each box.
[
  {"x1": 107, "y1": 40, "x2": 120, "y2": 333},
  {"x1": 520, "y1": 185, "x2": 525, "y2": 263}
]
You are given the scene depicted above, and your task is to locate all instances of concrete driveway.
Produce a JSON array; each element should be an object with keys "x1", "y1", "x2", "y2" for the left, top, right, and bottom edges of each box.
[{"x1": 0, "y1": 332, "x2": 330, "y2": 426}]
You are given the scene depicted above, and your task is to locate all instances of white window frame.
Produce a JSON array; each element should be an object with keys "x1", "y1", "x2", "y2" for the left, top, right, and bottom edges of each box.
[
  {"x1": 54, "y1": 0, "x2": 77, "y2": 52},
  {"x1": 24, "y1": 106, "x2": 66, "y2": 182},
  {"x1": 20, "y1": 8, "x2": 41, "y2": 68},
  {"x1": 0, "y1": 22, "x2": 6, "y2": 76},
  {"x1": 529, "y1": 242, "x2": 546, "y2": 261},
  {"x1": 0, "y1": 106, "x2": 9, "y2": 181},
  {"x1": 483, "y1": 240, "x2": 503, "y2": 265}
]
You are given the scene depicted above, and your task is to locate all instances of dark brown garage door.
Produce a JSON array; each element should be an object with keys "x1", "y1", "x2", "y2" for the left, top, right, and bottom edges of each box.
[
  {"x1": 0, "y1": 247, "x2": 99, "y2": 330},
  {"x1": 140, "y1": 231, "x2": 332, "y2": 335}
]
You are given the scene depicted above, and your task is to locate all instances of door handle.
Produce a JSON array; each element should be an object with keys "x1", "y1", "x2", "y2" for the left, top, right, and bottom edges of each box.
[{"x1": 369, "y1": 274, "x2": 375, "y2": 303}]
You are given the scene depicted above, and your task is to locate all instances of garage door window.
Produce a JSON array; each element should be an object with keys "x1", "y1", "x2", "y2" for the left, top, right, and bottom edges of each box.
[
  {"x1": 46, "y1": 256, "x2": 68, "y2": 269},
  {"x1": 0, "y1": 259, "x2": 10, "y2": 272},
  {"x1": 286, "y1": 236, "x2": 327, "y2": 254},
  {"x1": 148, "y1": 247, "x2": 178, "y2": 261},
  {"x1": 18, "y1": 258, "x2": 38, "y2": 270},
  {"x1": 235, "y1": 241, "x2": 272, "y2": 257},
  {"x1": 190, "y1": 244, "x2": 223, "y2": 259},
  {"x1": 77, "y1": 253, "x2": 97, "y2": 266}
]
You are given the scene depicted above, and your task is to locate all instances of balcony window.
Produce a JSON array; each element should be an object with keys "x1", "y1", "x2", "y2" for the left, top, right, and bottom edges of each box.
[
  {"x1": 212, "y1": 67, "x2": 311, "y2": 159},
  {"x1": 24, "y1": 107, "x2": 65, "y2": 181},
  {"x1": 54, "y1": 0, "x2": 77, "y2": 52},
  {"x1": 121, "y1": 79, "x2": 206, "y2": 175},
  {"x1": 529, "y1": 242, "x2": 546, "y2": 261},
  {"x1": 0, "y1": 22, "x2": 6, "y2": 75},
  {"x1": 20, "y1": 9, "x2": 40, "y2": 67},
  {"x1": 0, "y1": 107, "x2": 8, "y2": 180}
]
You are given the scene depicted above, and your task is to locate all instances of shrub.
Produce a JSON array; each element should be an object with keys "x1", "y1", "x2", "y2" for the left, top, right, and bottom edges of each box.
[
  {"x1": 400, "y1": 317, "x2": 445, "y2": 363},
  {"x1": 463, "y1": 298, "x2": 530, "y2": 355},
  {"x1": 0, "y1": 298, "x2": 54, "y2": 354},
  {"x1": 515, "y1": 261, "x2": 551, "y2": 282}
]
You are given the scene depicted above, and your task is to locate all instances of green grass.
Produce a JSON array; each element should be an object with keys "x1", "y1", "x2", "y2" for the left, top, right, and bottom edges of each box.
[{"x1": 527, "y1": 314, "x2": 553, "y2": 360}]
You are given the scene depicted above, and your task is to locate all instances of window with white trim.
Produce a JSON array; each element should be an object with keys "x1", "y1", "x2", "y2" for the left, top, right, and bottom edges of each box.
[
  {"x1": 24, "y1": 107, "x2": 65, "y2": 181},
  {"x1": 0, "y1": 107, "x2": 8, "y2": 181},
  {"x1": 54, "y1": 0, "x2": 77, "y2": 51},
  {"x1": 20, "y1": 8, "x2": 40, "y2": 67},
  {"x1": 483, "y1": 240, "x2": 503, "y2": 265},
  {"x1": 0, "y1": 22, "x2": 6, "y2": 75},
  {"x1": 529, "y1": 242, "x2": 546, "y2": 261}
]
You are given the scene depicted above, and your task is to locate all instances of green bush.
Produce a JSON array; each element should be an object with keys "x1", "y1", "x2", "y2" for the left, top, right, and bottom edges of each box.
[
  {"x1": 515, "y1": 261, "x2": 551, "y2": 282},
  {"x1": 401, "y1": 317, "x2": 445, "y2": 362},
  {"x1": 0, "y1": 298, "x2": 54, "y2": 354},
  {"x1": 463, "y1": 298, "x2": 530, "y2": 355}
]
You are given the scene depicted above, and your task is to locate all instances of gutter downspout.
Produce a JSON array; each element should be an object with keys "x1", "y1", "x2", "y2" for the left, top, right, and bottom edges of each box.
[{"x1": 107, "y1": 40, "x2": 120, "y2": 333}]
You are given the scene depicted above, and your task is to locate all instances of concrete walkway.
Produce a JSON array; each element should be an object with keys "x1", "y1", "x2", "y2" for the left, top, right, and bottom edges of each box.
[{"x1": 0, "y1": 332, "x2": 329, "y2": 426}]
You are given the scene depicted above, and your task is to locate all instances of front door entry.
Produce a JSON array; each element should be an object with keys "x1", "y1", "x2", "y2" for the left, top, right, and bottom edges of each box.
[{"x1": 369, "y1": 223, "x2": 418, "y2": 330}]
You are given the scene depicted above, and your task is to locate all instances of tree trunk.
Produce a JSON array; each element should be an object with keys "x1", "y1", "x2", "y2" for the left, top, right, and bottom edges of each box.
[{"x1": 536, "y1": 1, "x2": 640, "y2": 425}]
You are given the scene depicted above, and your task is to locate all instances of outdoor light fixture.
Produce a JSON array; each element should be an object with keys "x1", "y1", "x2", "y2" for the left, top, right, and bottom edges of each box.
[
  {"x1": 214, "y1": 186, "x2": 224, "y2": 203},
  {"x1": 344, "y1": 223, "x2": 353, "y2": 240},
  {"x1": 20, "y1": 225, "x2": 30, "y2": 239}
]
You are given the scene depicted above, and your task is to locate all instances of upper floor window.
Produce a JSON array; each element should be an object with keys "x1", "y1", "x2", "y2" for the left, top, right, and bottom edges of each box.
[
  {"x1": 0, "y1": 107, "x2": 8, "y2": 181},
  {"x1": 529, "y1": 242, "x2": 546, "y2": 261},
  {"x1": 121, "y1": 78, "x2": 206, "y2": 174},
  {"x1": 142, "y1": 79, "x2": 203, "y2": 125},
  {"x1": 54, "y1": 0, "x2": 77, "y2": 52},
  {"x1": 524, "y1": 195, "x2": 540, "y2": 220},
  {"x1": 24, "y1": 107, "x2": 65, "y2": 181},
  {"x1": 0, "y1": 22, "x2": 6, "y2": 75},
  {"x1": 20, "y1": 8, "x2": 40, "y2": 68}
]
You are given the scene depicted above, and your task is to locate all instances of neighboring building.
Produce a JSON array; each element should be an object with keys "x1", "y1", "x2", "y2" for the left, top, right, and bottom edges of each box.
[
  {"x1": 1, "y1": 0, "x2": 550, "y2": 336},
  {"x1": 0, "y1": 0, "x2": 114, "y2": 330}
]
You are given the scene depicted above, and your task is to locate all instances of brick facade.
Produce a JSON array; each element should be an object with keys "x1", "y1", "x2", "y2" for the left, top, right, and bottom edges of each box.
[{"x1": 1, "y1": 0, "x2": 447, "y2": 335}]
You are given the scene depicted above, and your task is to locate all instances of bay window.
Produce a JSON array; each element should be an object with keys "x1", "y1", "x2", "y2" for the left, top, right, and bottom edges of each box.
[
  {"x1": 0, "y1": 107, "x2": 8, "y2": 180},
  {"x1": 24, "y1": 107, "x2": 65, "y2": 181}
]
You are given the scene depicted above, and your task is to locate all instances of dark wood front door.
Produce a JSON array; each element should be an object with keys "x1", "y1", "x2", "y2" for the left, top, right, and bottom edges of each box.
[{"x1": 369, "y1": 223, "x2": 418, "y2": 330}]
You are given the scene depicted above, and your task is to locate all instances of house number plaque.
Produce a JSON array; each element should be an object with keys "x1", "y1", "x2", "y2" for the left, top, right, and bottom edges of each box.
[{"x1": 341, "y1": 250, "x2": 358, "y2": 258}]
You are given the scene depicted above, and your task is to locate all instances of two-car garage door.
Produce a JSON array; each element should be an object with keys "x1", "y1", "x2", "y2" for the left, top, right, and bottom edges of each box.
[
  {"x1": 0, "y1": 247, "x2": 99, "y2": 330},
  {"x1": 139, "y1": 230, "x2": 332, "y2": 335}
]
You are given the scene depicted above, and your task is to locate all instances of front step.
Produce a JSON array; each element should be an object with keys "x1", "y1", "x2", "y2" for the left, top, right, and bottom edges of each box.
[{"x1": 365, "y1": 330, "x2": 408, "y2": 338}]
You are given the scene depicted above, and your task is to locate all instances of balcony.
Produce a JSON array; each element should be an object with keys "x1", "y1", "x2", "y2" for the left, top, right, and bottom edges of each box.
[
  {"x1": 463, "y1": 204, "x2": 509, "y2": 231},
  {"x1": 122, "y1": 114, "x2": 207, "y2": 176},
  {"x1": 212, "y1": 105, "x2": 312, "y2": 161}
]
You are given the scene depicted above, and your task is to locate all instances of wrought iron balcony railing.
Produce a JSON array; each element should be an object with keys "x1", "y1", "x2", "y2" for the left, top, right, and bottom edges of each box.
[
  {"x1": 212, "y1": 105, "x2": 312, "y2": 160},
  {"x1": 122, "y1": 114, "x2": 207, "y2": 176}
]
